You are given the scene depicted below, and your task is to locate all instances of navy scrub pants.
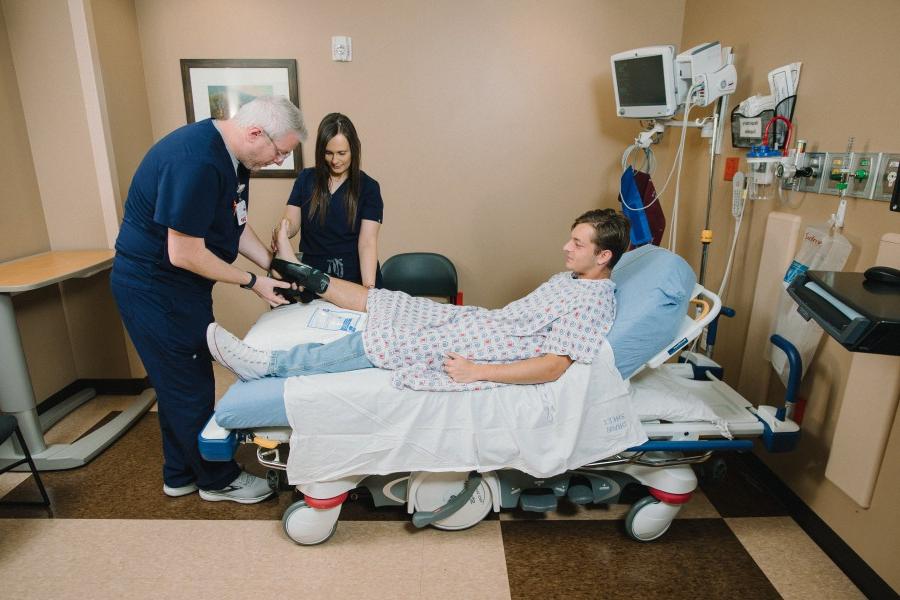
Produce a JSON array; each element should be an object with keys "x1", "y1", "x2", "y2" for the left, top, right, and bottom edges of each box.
[{"x1": 111, "y1": 281, "x2": 240, "y2": 490}]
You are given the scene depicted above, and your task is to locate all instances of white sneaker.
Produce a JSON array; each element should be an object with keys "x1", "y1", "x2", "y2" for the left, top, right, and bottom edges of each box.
[
  {"x1": 199, "y1": 471, "x2": 274, "y2": 504},
  {"x1": 206, "y1": 323, "x2": 272, "y2": 381},
  {"x1": 163, "y1": 482, "x2": 198, "y2": 497}
]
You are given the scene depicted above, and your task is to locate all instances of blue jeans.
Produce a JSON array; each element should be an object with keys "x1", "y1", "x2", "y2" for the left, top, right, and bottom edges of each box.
[{"x1": 269, "y1": 331, "x2": 373, "y2": 378}]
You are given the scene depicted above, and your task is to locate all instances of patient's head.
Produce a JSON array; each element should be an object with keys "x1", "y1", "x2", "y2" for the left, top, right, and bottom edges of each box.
[{"x1": 564, "y1": 209, "x2": 630, "y2": 279}]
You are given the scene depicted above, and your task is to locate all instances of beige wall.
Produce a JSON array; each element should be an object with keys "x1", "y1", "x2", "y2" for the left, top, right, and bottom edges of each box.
[
  {"x1": 3, "y1": 0, "x2": 109, "y2": 250},
  {"x1": 679, "y1": 0, "x2": 900, "y2": 589},
  {"x1": 0, "y1": 5, "x2": 78, "y2": 401},
  {"x1": 90, "y1": 0, "x2": 152, "y2": 377},
  {"x1": 2, "y1": 0, "x2": 133, "y2": 390},
  {"x1": 0, "y1": 8, "x2": 48, "y2": 261},
  {"x1": 133, "y1": 0, "x2": 686, "y2": 335},
  {"x1": 91, "y1": 0, "x2": 153, "y2": 215}
]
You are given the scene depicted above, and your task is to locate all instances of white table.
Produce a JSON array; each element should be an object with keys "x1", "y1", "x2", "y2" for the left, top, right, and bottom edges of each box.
[{"x1": 0, "y1": 250, "x2": 155, "y2": 470}]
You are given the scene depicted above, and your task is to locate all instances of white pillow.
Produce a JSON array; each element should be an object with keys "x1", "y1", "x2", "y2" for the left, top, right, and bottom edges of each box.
[
  {"x1": 243, "y1": 300, "x2": 367, "y2": 351},
  {"x1": 629, "y1": 365, "x2": 723, "y2": 424}
]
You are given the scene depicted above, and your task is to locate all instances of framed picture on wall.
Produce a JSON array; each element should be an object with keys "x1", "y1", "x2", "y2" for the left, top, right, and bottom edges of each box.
[{"x1": 180, "y1": 58, "x2": 302, "y2": 178}]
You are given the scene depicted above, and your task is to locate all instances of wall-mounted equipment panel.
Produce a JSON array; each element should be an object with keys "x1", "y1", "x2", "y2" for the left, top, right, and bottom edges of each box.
[
  {"x1": 822, "y1": 153, "x2": 850, "y2": 196},
  {"x1": 797, "y1": 152, "x2": 826, "y2": 194},
  {"x1": 873, "y1": 153, "x2": 900, "y2": 201},
  {"x1": 847, "y1": 152, "x2": 879, "y2": 199}
]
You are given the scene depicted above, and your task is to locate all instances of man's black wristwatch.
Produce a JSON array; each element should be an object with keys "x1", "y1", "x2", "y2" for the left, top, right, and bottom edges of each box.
[{"x1": 240, "y1": 271, "x2": 257, "y2": 289}]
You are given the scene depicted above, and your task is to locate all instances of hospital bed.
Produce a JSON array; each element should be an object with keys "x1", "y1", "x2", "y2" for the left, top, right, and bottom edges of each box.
[{"x1": 198, "y1": 246, "x2": 803, "y2": 545}]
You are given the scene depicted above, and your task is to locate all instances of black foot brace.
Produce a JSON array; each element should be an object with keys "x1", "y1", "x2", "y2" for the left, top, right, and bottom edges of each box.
[{"x1": 270, "y1": 258, "x2": 331, "y2": 294}]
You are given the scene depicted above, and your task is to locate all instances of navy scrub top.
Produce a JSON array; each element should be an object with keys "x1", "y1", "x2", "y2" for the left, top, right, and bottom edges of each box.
[
  {"x1": 114, "y1": 119, "x2": 249, "y2": 294},
  {"x1": 287, "y1": 168, "x2": 383, "y2": 283}
]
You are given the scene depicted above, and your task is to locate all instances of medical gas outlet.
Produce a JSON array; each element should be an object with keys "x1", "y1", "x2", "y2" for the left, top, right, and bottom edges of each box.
[
  {"x1": 776, "y1": 141, "x2": 817, "y2": 192},
  {"x1": 822, "y1": 153, "x2": 852, "y2": 196},
  {"x1": 844, "y1": 153, "x2": 877, "y2": 198},
  {"x1": 791, "y1": 152, "x2": 826, "y2": 194}
]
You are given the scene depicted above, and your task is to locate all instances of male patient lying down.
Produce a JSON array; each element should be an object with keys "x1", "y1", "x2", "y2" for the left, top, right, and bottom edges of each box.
[{"x1": 208, "y1": 209, "x2": 630, "y2": 392}]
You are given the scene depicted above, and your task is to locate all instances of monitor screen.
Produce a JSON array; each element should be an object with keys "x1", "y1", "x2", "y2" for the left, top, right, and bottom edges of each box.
[{"x1": 614, "y1": 55, "x2": 667, "y2": 107}]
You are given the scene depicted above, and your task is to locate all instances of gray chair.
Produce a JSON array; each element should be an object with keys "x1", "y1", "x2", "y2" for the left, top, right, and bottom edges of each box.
[
  {"x1": 0, "y1": 414, "x2": 51, "y2": 509},
  {"x1": 381, "y1": 252, "x2": 460, "y2": 304}
]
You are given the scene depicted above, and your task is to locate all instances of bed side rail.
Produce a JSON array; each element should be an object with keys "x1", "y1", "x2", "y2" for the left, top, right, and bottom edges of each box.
[{"x1": 645, "y1": 284, "x2": 722, "y2": 369}]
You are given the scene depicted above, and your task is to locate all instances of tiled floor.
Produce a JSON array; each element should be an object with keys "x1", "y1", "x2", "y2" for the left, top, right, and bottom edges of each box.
[{"x1": 0, "y1": 366, "x2": 867, "y2": 599}]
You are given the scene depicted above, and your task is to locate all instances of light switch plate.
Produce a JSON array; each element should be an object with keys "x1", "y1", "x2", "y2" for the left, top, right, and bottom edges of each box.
[{"x1": 332, "y1": 36, "x2": 352, "y2": 62}]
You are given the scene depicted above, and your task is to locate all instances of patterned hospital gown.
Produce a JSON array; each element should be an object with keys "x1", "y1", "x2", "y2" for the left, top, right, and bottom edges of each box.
[{"x1": 362, "y1": 272, "x2": 617, "y2": 391}]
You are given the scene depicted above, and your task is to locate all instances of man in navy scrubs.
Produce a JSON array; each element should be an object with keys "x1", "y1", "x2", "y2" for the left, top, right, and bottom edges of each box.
[{"x1": 112, "y1": 96, "x2": 306, "y2": 503}]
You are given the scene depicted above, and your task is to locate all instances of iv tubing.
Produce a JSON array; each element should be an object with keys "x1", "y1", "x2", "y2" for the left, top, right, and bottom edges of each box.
[{"x1": 667, "y1": 82, "x2": 701, "y2": 251}]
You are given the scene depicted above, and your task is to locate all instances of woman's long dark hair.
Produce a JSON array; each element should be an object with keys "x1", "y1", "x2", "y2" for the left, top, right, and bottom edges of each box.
[{"x1": 309, "y1": 113, "x2": 362, "y2": 230}]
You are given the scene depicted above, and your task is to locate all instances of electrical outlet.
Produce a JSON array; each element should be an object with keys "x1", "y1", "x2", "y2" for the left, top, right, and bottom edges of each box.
[
  {"x1": 873, "y1": 153, "x2": 900, "y2": 201},
  {"x1": 822, "y1": 152, "x2": 850, "y2": 196},
  {"x1": 848, "y1": 152, "x2": 879, "y2": 199},
  {"x1": 797, "y1": 152, "x2": 826, "y2": 193}
]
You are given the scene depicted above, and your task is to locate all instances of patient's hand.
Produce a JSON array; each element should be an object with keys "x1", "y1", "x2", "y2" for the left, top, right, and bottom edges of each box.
[
  {"x1": 254, "y1": 275, "x2": 296, "y2": 307},
  {"x1": 443, "y1": 352, "x2": 482, "y2": 383}
]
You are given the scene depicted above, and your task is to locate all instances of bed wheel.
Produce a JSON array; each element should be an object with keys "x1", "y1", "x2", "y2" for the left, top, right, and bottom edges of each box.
[
  {"x1": 625, "y1": 495, "x2": 680, "y2": 542},
  {"x1": 281, "y1": 500, "x2": 341, "y2": 546},
  {"x1": 412, "y1": 472, "x2": 494, "y2": 531}
]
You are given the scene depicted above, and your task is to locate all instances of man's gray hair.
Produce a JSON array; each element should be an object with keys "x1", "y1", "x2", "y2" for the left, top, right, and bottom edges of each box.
[{"x1": 233, "y1": 95, "x2": 308, "y2": 141}]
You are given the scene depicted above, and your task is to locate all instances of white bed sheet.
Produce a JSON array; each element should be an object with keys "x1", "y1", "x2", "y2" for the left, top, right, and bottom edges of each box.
[{"x1": 243, "y1": 301, "x2": 647, "y2": 484}]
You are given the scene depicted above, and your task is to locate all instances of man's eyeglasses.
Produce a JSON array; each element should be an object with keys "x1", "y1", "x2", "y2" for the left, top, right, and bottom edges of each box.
[{"x1": 261, "y1": 130, "x2": 293, "y2": 160}]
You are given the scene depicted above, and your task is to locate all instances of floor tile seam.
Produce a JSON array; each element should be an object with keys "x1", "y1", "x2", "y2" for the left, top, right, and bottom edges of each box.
[
  {"x1": 723, "y1": 515, "x2": 789, "y2": 592},
  {"x1": 722, "y1": 515, "x2": 855, "y2": 599},
  {"x1": 494, "y1": 521, "x2": 514, "y2": 600}
]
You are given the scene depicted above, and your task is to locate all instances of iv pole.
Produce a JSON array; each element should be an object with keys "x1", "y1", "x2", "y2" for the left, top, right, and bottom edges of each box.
[
  {"x1": 698, "y1": 103, "x2": 722, "y2": 286},
  {"x1": 698, "y1": 50, "x2": 734, "y2": 287}
]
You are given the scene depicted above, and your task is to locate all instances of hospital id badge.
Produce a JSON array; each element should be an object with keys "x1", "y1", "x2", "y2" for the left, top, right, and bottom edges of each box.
[{"x1": 234, "y1": 199, "x2": 248, "y2": 226}]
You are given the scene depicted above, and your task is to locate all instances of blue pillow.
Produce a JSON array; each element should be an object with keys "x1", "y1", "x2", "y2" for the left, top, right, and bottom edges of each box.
[
  {"x1": 607, "y1": 245, "x2": 696, "y2": 379},
  {"x1": 215, "y1": 377, "x2": 289, "y2": 428}
]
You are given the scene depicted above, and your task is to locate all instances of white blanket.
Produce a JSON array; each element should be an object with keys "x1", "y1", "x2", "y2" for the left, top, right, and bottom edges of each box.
[{"x1": 244, "y1": 301, "x2": 647, "y2": 484}]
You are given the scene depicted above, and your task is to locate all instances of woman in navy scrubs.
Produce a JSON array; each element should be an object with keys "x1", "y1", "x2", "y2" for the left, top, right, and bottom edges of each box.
[
  {"x1": 111, "y1": 96, "x2": 306, "y2": 504},
  {"x1": 275, "y1": 113, "x2": 383, "y2": 289}
]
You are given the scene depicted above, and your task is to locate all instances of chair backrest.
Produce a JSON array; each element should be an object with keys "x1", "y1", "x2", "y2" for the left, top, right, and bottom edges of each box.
[{"x1": 381, "y1": 252, "x2": 458, "y2": 303}]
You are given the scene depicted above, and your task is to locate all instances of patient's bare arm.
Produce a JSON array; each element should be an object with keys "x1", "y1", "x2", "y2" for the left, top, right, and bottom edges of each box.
[
  {"x1": 443, "y1": 353, "x2": 573, "y2": 385},
  {"x1": 274, "y1": 220, "x2": 369, "y2": 312}
]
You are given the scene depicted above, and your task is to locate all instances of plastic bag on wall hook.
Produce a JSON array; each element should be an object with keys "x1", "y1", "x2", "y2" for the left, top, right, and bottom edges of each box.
[{"x1": 769, "y1": 223, "x2": 852, "y2": 386}]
